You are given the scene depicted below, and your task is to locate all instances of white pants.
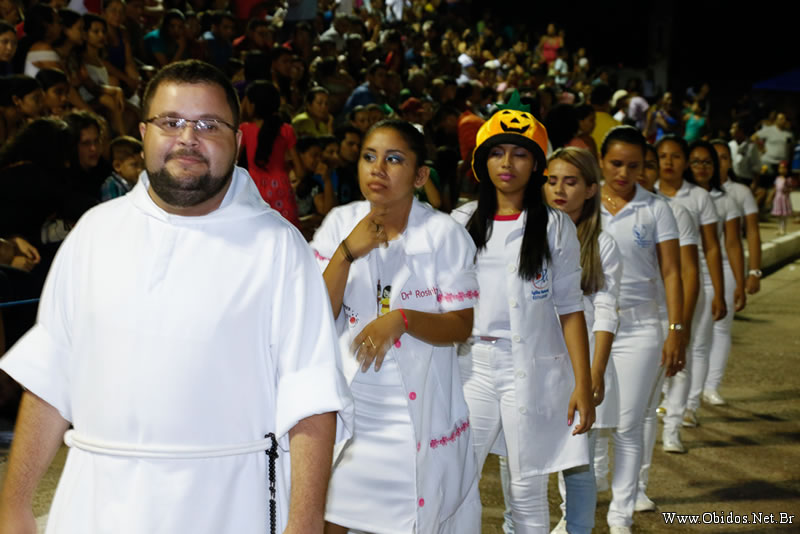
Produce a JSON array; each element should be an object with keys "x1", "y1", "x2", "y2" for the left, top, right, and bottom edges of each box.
[
  {"x1": 663, "y1": 274, "x2": 712, "y2": 431},
  {"x1": 687, "y1": 273, "x2": 715, "y2": 411},
  {"x1": 607, "y1": 314, "x2": 663, "y2": 528},
  {"x1": 461, "y1": 343, "x2": 549, "y2": 534},
  {"x1": 705, "y1": 261, "x2": 735, "y2": 392},
  {"x1": 640, "y1": 361, "x2": 666, "y2": 494}
]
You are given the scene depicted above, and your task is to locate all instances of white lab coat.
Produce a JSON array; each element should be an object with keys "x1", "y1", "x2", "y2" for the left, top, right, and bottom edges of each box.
[
  {"x1": 311, "y1": 198, "x2": 482, "y2": 534},
  {"x1": 452, "y1": 202, "x2": 589, "y2": 478},
  {"x1": 0, "y1": 167, "x2": 354, "y2": 534}
]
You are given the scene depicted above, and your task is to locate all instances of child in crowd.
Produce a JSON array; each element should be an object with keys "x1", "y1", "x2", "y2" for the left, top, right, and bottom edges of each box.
[
  {"x1": 772, "y1": 160, "x2": 793, "y2": 235},
  {"x1": 100, "y1": 136, "x2": 143, "y2": 201}
]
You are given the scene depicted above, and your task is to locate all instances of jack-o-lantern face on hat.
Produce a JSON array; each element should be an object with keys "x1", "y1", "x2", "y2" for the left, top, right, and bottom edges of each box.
[
  {"x1": 498, "y1": 109, "x2": 534, "y2": 134},
  {"x1": 471, "y1": 108, "x2": 549, "y2": 184}
]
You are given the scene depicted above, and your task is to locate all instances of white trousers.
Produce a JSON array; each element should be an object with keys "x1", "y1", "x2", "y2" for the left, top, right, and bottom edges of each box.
[
  {"x1": 606, "y1": 314, "x2": 663, "y2": 528},
  {"x1": 663, "y1": 274, "x2": 712, "y2": 431},
  {"x1": 704, "y1": 262, "x2": 735, "y2": 392},
  {"x1": 461, "y1": 343, "x2": 549, "y2": 534},
  {"x1": 687, "y1": 274, "x2": 715, "y2": 411}
]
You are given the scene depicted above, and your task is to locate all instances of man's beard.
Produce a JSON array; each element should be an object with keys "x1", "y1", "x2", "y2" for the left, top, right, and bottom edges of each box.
[{"x1": 147, "y1": 150, "x2": 234, "y2": 208}]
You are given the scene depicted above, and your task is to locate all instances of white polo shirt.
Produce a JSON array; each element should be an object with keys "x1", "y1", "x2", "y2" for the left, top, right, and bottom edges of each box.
[
  {"x1": 656, "y1": 199, "x2": 699, "y2": 320},
  {"x1": 709, "y1": 189, "x2": 742, "y2": 266},
  {"x1": 722, "y1": 180, "x2": 758, "y2": 217},
  {"x1": 655, "y1": 179, "x2": 719, "y2": 232},
  {"x1": 601, "y1": 183, "x2": 679, "y2": 309}
]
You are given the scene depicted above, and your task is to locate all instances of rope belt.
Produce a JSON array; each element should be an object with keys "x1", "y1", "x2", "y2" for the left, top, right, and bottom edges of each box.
[{"x1": 65, "y1": 430, "x2": 280, "y2": 534}]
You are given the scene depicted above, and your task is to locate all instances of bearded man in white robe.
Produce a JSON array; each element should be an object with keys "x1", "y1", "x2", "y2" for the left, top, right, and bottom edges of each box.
[{"x1": 0, "y1": 60, "x2": 353, "y2": 534}]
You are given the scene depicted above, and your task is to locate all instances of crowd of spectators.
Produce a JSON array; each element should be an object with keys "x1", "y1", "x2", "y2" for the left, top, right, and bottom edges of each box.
[{"x1": 0, "y1": 1, "x2": 798, "y2": 345}]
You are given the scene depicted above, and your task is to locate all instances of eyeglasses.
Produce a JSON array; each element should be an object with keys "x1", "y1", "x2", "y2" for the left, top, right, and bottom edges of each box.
[
  {"x1": 689, "y1": 159, "x2": 713, "y2": 168},
  {"x1": 144, "y1": 116, "x2": 236, "y2": 137}
]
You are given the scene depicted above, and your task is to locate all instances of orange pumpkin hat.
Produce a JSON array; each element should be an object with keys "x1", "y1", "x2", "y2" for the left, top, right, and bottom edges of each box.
[{"x1": 471, "y1": 91, "x2": 549, "y2": 184}]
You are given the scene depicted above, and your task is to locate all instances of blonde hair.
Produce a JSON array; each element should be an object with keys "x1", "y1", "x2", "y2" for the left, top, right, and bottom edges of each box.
[{"x1": 548, "y1": 147, "x2": 604, "y2": 295}]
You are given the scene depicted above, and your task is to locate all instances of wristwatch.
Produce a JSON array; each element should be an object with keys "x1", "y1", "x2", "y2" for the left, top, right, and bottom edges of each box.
[
  {"x1": 669, "y1": 323, "x2": 683, "y2": 331},
  {"x1": 748, "y1": 269, "x2": 763, "y2": 278}
]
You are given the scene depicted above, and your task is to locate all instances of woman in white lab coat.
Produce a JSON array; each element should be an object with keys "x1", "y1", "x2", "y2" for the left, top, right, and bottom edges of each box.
[
  {"x1": 451, "y1": 102, "x2": 594, "y2": 533},
  {"x1": 311, "y1": 119, "x2": 481, "y2": 534}
]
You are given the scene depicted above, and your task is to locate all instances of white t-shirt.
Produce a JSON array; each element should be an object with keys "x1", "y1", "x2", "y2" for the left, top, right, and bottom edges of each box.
[
  {"x1": 756, "y1": 124, "x2": 794, "y2": 166},
  {"x1": 600, "y1": 184, "x2": 679, "y2": 309},
  {"x1": 474, "y1": 214, "x2": 522, "y2": 340},
  {"x1": 729, "y1": 139, "x2": 761, "y2": 180}
]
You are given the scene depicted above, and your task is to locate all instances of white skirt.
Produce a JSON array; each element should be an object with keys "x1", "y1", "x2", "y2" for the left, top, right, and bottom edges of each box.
[{"x1": 325, "y1": 357, "x2": 417, "y2": 534}]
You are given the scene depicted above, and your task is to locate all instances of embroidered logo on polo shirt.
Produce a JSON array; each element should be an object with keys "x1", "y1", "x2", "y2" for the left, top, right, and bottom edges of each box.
[
  {"x1": 633, "y1": 224, "x2": 653, "y2": 248},
  {"x1": 531, "y1": 268, "x2": 550, "y2": 300}
]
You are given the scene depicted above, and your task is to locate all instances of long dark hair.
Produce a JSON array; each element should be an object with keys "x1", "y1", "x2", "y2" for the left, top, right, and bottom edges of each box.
[
  {"x1": 710, "y1": 138, "x2": 740, "y2": 183},
  {"x1": 245, "y1": 81, "x2": 284, "y2": 170},
  {"x1": 467, "y1": 148, "x2": 551, "y2": 282},
  {"x1": 687, "y1": 139, "x2": 722, "y2": 192}
]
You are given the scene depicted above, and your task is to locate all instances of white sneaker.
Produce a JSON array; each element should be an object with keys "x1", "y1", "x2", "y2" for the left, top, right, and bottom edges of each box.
[
  {"x1": 662, "y1": 428, "x2": 687, "y2": 453},
  {"x1": 703, "y1": 389, "x2": 726, "y2": 405},
  {"x1": 609, "y1": 526, "x2": 632, "y2": 534},
  {"x1": 635, "y1": 492, "x2": 656, "y2": 512},
  {"x1": 682, "y1": 409, "x2": 698, "y2": 427},
  {"x1": 550, "y1": 517, "x2": 567, "y2": 534}
]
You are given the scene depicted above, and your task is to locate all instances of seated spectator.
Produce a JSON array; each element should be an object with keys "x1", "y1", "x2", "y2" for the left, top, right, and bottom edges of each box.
[
  {"x1": 589, "y1": 83, "x2": 620, "y2": 151},
  {"x1": 342, "y1": 60, "x2": 387, "y2": 116},
  {"x1": 201, "y1": 10, "x2": 236, "y2": 70},
  {"x1": 333, "y1": 124, "x2": 361, "y2": 205},
  {"x1": 0, "y1": 117, "x2": 93, "y2": 251},
  {"x1": 292, "y1": 86, "x2": 332, "y2": 137},
  {"x1": 36, "y1": 67, "x2": 70, "y2": 116},
  {"x1": 78, "y1": 14, "x2": 127, "y2": 135},
  {"x1": 0, "y1": 75, "x2": 44, "y2": 144},
  {"x1": 284, "y1": 21, "x2": 313, "y2": 65},
  {"x1": 100, "y1": 135, "x2": 142, "y2": 201},
  {"x1": 144, "y1": 9, "x2": 190, "y2": 67},
  {"x1": 0, "y1": 20, "x2": 17, "y2": 75},
  {"x1": 310, "y1": 135, "x2": 337, "y2": 216},
  {"x1": 238, "y1": 80, "x2": 303, "y2": 228},
  {"x1": 64, "y1": 109, "x2": 112, "y2": 201},
  {"x1": 0, "y1": 236, "x2": 39, "y2": 272},
  {"x1": 18, "y1": 4, "x2": 62, "y2": 77},
  {"x1": 320, "y1": 12, "x2": 348, "y2": 53},
  {"x1": 102, "y1": 0, "x2": 141, "y2": 101},
  {"x1": 682, "y1": 100, "x2": 706, "y2": 143},
  {"x1": 364, "y1": 102, "x2": 386, "y2": 129},
  {"x1": 545, "y1": 103, "x2": 583, "y2": 150},
  {"x1": 292, "y1": 136, "x2": 324, "y2": 218},
  {"x1": 270, "y1": 45, "x2": 294, "y2": 105},
  {"x1": 348, "y1": 104, "x2": 370, "y2": 133},
  {"x1": 574, "y1": 103, "x2": 598, "y2": 157},
  {"x1": 233, "y1": 17, "x2": 273, "y2": 58}
]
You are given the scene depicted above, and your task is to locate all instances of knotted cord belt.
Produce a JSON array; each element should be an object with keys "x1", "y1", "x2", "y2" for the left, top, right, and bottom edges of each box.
[{"x1": 65, "y1": 429, "x2": 280, "y2": 534}]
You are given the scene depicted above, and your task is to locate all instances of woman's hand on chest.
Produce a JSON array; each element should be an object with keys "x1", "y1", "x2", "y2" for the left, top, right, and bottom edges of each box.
[{"x1": 350, "y1": 310, "x2": 407, "y2": 373}]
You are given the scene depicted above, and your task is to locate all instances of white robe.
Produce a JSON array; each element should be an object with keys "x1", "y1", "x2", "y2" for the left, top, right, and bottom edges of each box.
[{"x1": 0, "y1": 167, "x2": 354, "y2": 534}]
